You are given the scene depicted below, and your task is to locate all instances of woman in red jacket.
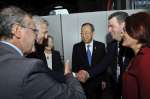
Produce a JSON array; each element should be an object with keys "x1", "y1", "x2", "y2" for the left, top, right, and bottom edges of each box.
[{"x1": 121, "y1": 12, "x2": 150, "y2": 99}]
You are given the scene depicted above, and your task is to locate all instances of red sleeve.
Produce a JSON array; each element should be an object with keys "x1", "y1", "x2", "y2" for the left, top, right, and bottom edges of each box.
[{"x1": 137, "y1": 55, "x2": 150, "y2": 99}]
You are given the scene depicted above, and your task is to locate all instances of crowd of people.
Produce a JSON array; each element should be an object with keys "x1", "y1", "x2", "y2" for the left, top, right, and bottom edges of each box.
[{"x1": 0, "y1": 6, "x2": 150, "y2": 99}]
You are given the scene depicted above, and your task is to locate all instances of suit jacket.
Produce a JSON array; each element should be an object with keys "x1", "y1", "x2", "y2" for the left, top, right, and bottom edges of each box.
[
  {"x1": 27, "y1": 43, "x2": 65, "y2": 82},
  {"x1": 72, "y1": 40, "x2": 105, "y2": 73},
  {"x1": 0, "y1": 42, "x2": 86, "y2": 99},
  {"x1": 39, "y1": 50, "x2": 65, "y2": 83},
  {"x1": 40, "y1": 50, "x2": 63, "y2": 73},
  {"x1": 89, "y1": 40, "x2": 134, "y2": 82},
  {"x1": 123, "y1": 47, "x2": 150, "y2": 99},
  {"x1": 72, "y1": 40, "x2": 106, "y2": 99}
]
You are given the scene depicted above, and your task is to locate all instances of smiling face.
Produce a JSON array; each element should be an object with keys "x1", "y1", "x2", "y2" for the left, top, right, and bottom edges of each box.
[
  {"x1": 36, "y1": 20, "x2": 48, "y2": 44},
  {"x1": 81, "y1": 25, "x2": 94, "y2": 44},
  {"x1": 121, "y1": 31, "x2": 138, "y2": 48},
  {"x1": 108, "y1": 17, "x2": 125, "y2": 42}
]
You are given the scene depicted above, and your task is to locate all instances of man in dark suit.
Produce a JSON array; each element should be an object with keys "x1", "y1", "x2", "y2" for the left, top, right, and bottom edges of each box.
[
  {"x1": 72, "y1": 23, "x2": 106, "y2": 99},
  {"x1": 77, "y1": 12, "x2": 134, "y2": 99},
  {"x1": 0, "y1": 6, "x2": 86, "y2": 99}
]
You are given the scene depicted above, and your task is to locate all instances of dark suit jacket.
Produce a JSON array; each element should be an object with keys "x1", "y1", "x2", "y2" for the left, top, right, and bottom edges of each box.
[
  {"x1": 72, "y1": 40, "x2": 106, "y2": 98},
  {"x1": 38, "y1": 50, "x2": 65, "y2": 82},
  {"x1": 123, "y1": 47, "x2": 150, "y2": 99},
  {"x1": 72, "y1": 40, "x2": 105, "y2": 73},
  {"x1": 88, "y1": 40, "x2": 134, "y2": 82},
  {"x1": 40, "y1": 50, "x2": 63, "y2": 73},
  {"x1": 0, "y1": 42, "x2": 86, "y2": 99},
  {"x1": 27, "y1": 43, "x2": 65, "y2": 82}
]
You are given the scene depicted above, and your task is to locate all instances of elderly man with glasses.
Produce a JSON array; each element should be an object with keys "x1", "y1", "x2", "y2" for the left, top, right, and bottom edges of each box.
[{"x1": 0, "y1": 6, "x2": 86, "y2": 99}]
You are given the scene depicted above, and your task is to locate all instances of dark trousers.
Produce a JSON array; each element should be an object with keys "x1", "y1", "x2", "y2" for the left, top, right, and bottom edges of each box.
[
  {"x1": 82, "y1": 79, "x2": 102, "y2": 99},
  {"x1": 111, "y1": 77, "x2": 122, "y2": 99}
]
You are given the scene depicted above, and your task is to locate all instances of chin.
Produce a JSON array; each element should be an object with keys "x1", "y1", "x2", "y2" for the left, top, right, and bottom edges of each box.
[
  {"x1": 123, "y1": 43, "x2": 130, "y2": 48},
  {"x1": 122, "y1": 42, "x2": 126, "y2": 47}
]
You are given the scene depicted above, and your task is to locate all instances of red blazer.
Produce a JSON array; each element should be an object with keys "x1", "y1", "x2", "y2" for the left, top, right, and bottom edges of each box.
[{"x1": 123, "y1": 47, "x2": 150, "y2": 99}]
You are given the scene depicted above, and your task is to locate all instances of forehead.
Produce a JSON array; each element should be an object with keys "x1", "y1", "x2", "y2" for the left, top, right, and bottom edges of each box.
[
  {"x1": 109, "y1": 17, "x2": 119, "y2": 25},
  {"x1": 81, "y1": 25, "x2": 92, "y2": 31},
  {"x1": 23, "y1": 15, "x2": 35, "y2": 27}
]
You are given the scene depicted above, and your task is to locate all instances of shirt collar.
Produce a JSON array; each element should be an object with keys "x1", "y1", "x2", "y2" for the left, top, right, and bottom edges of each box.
[
  {"x1": 0, "y1": 41, "x2": 23, "y2": 56},
  {"x1": 85, "y1": 40, "x2": 93, "y2": 47}
]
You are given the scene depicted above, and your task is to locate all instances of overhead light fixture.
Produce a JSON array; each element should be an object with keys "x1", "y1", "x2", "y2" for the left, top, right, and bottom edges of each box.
[{"x1": 49, "y1": 6, "x2": 69, "y2": 15}]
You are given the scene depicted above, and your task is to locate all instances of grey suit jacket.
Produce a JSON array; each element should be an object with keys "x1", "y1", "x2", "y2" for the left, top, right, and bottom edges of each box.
[{"x1": 0, "y1": 42, "x2": 86, "y2": 99}]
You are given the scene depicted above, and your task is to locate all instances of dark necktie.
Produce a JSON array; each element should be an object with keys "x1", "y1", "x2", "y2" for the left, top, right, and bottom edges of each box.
[{"x1": 87, "y1": 45, "x2": 92, "y2": 65}]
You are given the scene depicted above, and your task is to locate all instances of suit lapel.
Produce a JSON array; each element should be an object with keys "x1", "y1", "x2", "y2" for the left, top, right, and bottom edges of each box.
[
  {"x1": 92, "y1": 41, "x2": 97, "y2": 65},
  {"x1": 80, "y1": 42, "x2": 89, "y2": 64}
]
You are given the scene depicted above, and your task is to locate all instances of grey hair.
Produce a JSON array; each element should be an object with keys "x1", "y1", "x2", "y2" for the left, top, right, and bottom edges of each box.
[
  {"x1": 33, "y1": 16, "x2": 49, "y2": 30},
  {"x1": 0, "y1": 6, "x2": 28, "y2": 38},
  {"x1": 108, "y1": 11, "x2": 129, "y2": 24}
]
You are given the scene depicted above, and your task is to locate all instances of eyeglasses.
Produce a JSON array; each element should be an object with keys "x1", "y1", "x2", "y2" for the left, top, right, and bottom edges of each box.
[
  {"x1": 81, "y1": 32, "x2": 92, "y2": 35},
  {"x1": 21, "y1": 25, "x2": 39, "y2": 33}
]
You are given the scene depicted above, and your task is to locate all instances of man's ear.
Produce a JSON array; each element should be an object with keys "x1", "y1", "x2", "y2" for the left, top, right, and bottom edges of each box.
[
  {"x1": 121, "y1": 22, "x2": 125, "y2": 28},
  {"x1": 11, "y1": 24, "x2": 22, "y2": 39}
]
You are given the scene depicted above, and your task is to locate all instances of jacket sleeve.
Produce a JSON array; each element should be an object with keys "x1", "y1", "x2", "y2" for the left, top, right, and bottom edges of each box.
[
  {"x1": 72, "y1": 45, "x2": 79, "y2": 72},
  {"x1": 137, "y1": 55, "x2": 150, "y2": 99},
  {"x1": 22, "y1": 60, "x2": 86, "y2": 99},
  {"x1": 88, "y1": 42, "x2": 116, "y2": 77},
  {"x1": 53, "y1": 50, "x2": 64, "y2": 73}
]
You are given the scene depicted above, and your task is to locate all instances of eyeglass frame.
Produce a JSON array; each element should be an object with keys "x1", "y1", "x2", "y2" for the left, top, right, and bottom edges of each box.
[{"x1": 20, "y1": 25, "x2": 39, "y2": 33}]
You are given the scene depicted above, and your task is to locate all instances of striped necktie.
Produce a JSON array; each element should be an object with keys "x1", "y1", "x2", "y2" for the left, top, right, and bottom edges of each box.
[{"x1": 87, "y1": 45, "x2": 92, "y2": 65}]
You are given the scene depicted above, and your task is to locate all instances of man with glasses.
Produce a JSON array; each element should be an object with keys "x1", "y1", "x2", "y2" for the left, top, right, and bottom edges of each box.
[
  {"x1": 72, "y1": 22, "x2": 106, "y2": 99},
  {"x1": 0, "y1": 6, "x2": 86, "y2": 99}
]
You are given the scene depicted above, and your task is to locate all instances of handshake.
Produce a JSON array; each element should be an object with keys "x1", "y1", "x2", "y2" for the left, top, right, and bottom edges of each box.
[
  {"x1": 64, "y1": 60, "x2": 90, "y2": 83},
  {"x1": 73, "y1": 70, "x2": 90, "y2": 83},
  {"x1": 74, "y1": 70, "x2": 107, "y2": 90}
]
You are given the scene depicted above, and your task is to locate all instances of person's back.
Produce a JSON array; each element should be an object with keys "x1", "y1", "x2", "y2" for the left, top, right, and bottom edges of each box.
[
  {"x1": 0, "y1": 42, "x2": 44, "y2": 99},
  {"x1": 0, "y1": 42, "x2": 85, "y2": 99},
  {"x1": 0, "y1": 6, "x2": 86, "y2": 99}
]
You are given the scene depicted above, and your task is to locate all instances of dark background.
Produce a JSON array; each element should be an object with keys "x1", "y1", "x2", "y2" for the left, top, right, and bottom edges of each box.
[{"x1": 0, "y1": 0, "x2": 110, "y2": 15}]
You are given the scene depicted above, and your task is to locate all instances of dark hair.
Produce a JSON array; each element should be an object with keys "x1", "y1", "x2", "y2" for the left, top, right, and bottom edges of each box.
[
  {"x1": 47, "y1": 35, "x2": 53, "y2": 40},
  {"x1": 109, "y1": 11, "x2": 128, "y2": 23},
  {"x1": 44, "y1": 35, "x2": 54, "y2": 49},
  {"x1": 0, "y1": 6, "x2": 29, "y2": 38},
  {"x1": 125, "y1": 12, "x2": 150, "y2": 47},
  {"x1": 81, "y1": 22, "x2": 95, "y2": 32}
]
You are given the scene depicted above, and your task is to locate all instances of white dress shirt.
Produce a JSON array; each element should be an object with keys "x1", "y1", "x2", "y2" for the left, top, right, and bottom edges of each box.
[{"x1": 45, "y1": 52, "x2": 52, "y2": 69}]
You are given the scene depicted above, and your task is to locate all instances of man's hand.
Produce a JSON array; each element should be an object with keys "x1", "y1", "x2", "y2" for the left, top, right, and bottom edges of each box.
[{"x1": 76, "y1": 70, "x2": 90, "y2": 83}]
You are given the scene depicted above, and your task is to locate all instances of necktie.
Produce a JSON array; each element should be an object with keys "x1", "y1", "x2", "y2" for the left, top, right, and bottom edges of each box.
[{"x1": 87, "y1": 45, "x2": 92, "y2": 65}]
